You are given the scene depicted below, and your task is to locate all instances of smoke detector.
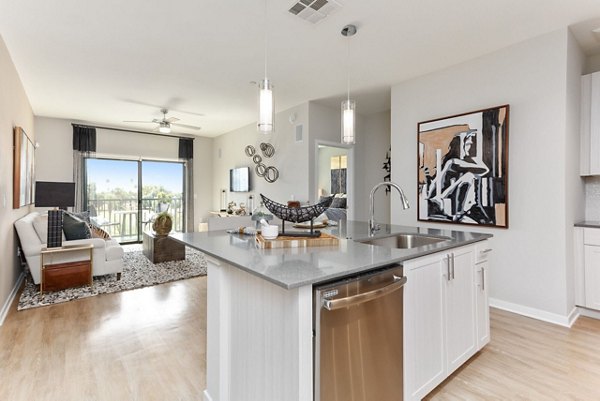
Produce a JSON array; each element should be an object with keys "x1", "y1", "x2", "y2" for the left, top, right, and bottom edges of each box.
[{"x1": 288, "y1": 0, "x2": 342, "y2": 24}]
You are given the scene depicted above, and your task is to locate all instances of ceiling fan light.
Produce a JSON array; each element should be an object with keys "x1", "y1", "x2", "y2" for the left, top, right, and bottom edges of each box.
[{"x1": 159, "y1": 122, "x2": 171, "y2": 134}]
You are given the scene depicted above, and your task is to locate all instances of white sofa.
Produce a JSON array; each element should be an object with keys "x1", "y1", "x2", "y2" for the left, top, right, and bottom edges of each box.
[{"x1": 14, "y1": 212, "x2": 124, "y2": 285}]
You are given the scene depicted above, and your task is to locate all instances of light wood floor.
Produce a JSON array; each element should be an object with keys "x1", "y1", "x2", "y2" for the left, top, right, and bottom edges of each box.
[
  {"x1": 2, "y1": 278, "x2": 600, "y2": 400},
  {"x1": 0, "y1": 277, "x2": 207, "y2": 401}
]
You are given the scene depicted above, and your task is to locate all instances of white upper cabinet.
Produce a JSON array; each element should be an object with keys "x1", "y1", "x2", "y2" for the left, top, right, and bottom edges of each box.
[{"x1": 581, "y1": 72, "x2": 600, "y2": 176}]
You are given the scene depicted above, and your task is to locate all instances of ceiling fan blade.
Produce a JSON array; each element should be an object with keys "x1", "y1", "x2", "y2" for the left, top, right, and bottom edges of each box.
[
  {"x1": 171, "y1": 122, "x2": 202, "y2": 130},
  {"x1": 171, "y1": 109, "x2": 205, "y2": 117},
  {"x1": 123, "y1": 120, "x2": 156, "y2": 123},
  {"x1": 165, "y1": 117, "x2": 180, "y2": 123}
]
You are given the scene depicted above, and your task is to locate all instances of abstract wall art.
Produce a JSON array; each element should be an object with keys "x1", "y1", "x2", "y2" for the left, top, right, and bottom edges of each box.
[
  {"x1": 417, "y1": 105, "x2": 509, "y2": 228},
  {"x1": 13, "y1": 126, "x2": 35, "y2": 209}
]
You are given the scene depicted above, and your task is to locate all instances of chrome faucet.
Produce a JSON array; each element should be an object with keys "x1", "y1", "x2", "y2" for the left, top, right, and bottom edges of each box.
[{"x1": 369, "y1": 181, "x2": 410, "y2": 235}]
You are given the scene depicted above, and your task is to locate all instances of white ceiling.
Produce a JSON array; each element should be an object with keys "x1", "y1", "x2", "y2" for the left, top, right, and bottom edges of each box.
[{"x1": 1, "y1": 0, "x2": 600, "y2": 138}]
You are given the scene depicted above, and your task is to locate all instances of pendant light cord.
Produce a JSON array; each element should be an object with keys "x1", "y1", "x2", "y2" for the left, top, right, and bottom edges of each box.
[
  {"x1": 264, "y1": 0, "x2": 268, "y2": 78},
  {"x1": 346, "y1": 37, "x2": 350, "y2": 102}
]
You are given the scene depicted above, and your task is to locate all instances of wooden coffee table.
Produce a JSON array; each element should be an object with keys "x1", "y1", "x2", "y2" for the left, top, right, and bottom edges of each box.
[{"x1": 143, "y1": 231, "x2": 185, "y2": 263}]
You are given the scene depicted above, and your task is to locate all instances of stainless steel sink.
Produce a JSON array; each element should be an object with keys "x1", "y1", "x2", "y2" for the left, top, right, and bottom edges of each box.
[{"x1": 357, "y1": 233, "x2": 450, "y2": 249}]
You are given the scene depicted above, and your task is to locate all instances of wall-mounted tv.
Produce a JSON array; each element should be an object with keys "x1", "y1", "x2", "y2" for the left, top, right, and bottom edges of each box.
[{"x1": 230, "y1": 167, "x2": 250, "y2": 192}]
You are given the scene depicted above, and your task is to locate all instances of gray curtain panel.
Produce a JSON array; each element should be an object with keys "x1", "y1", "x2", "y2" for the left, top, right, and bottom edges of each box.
[
  {"x1": 72, "y1": 125, "x2": 96, "y2": 212},
  {"x1": 179, "y1": 138, "x2": 194, "y2": 232}
]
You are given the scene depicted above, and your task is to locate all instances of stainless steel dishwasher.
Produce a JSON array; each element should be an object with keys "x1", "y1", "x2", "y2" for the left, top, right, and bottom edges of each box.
[{"x1": 314, "y1": 264, "x2": 406, "y2": 401}]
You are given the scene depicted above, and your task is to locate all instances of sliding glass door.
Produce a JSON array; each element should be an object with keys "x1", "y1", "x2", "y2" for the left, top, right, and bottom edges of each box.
[
  {"x1": 85, "y1": 158, "x2": 185, "y2": 243},
  {"x1": 141, "y1": 161, "x2": 184, "y2": 236}
]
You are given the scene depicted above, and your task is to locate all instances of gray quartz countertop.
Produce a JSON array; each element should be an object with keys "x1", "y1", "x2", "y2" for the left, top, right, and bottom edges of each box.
[
  {"x1": 575, "y1": 221, "x2": 600, "y2": 228},
  {"x1": 170, "y1": 220, "x2": 492, "y2": 290}
]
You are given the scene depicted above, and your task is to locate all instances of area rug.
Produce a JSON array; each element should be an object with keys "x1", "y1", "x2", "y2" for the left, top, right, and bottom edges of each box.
[{"x1": 17, "y1": 244, "x2": 207, "y2": 311}]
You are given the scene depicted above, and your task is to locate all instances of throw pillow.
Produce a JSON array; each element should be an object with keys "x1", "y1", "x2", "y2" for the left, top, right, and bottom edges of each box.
[
  {"x1": 32, "y1": 214, "x2": 48, "y2": 243},
  {"x1": 65, "y1": 210, "x2": 90, "y2": 223},
  {"x1": 63, "y1": 212, "x2": 92, "y2": 240},
  {"x1": 330, "y1": 197, "x2": 347, "y2": 209},
  {"x1": 319, "y1": 195, "x2": 334, "y2": 204},
  {"x1": 89, "y1": 224, "x2": 111, "y2": 240}
]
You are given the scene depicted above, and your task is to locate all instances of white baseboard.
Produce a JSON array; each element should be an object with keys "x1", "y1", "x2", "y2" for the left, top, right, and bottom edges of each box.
[
  {"x1": 203, "y1": 390, "x2": 214, "y2": 401},
  {"x1": 489, "y1": 298, "x2": 577, "y2": 327},
  {"x1": 0, "y1": 272, "x2": 24, "y2": 326},
  {"x1": 577, "y1": 306, "x2": 600, "y2": 320}
]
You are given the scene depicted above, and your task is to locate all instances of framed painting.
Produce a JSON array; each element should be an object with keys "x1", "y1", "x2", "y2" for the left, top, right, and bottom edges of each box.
[
  {"x1": 417, "y1": 105, "x2": 509, "y2": 228},
  {"x1": 13, "y1": 126, "x2": 35, "y2": 209}
]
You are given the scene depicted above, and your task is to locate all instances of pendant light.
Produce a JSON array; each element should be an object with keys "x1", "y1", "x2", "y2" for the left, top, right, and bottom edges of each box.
[
  {"x1": 258, "y1": 0, "x2": 274, "y2": 133},
  {"x1": 341, "y1": 24, "x2": 357, "y2": 145}
]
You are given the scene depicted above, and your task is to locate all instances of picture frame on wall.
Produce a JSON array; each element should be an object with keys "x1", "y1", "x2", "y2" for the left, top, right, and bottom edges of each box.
[
  {"x1": 417, "y1": 105, "x2": 509, "y2": 228},
  {"x1": 13, "y1": 126, "x2": 35, "y2": 209}
]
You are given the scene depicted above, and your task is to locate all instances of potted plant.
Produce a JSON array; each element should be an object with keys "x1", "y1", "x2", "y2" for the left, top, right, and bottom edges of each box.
[
  {"x1": 156, "y1": 191, "x2": 173, "y2": 212},
  {"x1": 152, "y1": 211, "x2": 173, "y2": 236}
]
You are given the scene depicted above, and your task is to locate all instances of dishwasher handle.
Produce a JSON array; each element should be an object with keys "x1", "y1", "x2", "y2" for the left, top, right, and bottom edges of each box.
[{"x1": 322, "y1": 275, "x2": 407, "y2": 311}]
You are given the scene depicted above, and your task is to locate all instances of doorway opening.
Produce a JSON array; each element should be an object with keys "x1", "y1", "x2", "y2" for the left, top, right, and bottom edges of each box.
[{"x1": 315, "y1": 141, "x2": 354, "y2": 221}]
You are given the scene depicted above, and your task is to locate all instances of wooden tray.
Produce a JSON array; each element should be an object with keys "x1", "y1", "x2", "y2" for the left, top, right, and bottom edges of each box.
[{"x1": 255, "y1": 232, "x2": 339, "y2": 249}]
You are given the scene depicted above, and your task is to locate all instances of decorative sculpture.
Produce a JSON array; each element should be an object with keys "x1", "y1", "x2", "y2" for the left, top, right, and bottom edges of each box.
[{"x1": 260, "y1": 194, "x2": 332, "y2": 237}]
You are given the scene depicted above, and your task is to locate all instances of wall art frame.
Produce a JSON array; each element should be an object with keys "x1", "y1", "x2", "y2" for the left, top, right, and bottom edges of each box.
[
  {"x1": 13, "y1": 126, "x2": 35, "y2": 209},
  {"x1": 417, "y1": 105, "x2": 509, "y2": 228}
]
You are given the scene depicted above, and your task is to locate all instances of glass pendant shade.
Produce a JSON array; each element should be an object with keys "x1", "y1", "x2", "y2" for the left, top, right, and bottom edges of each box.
[
  {"x1": 341, "y1": 99, "x2": 356, "y2": 145},
  {"x1": 258, "y1": 78, "x2": 274, "y2": 133}
]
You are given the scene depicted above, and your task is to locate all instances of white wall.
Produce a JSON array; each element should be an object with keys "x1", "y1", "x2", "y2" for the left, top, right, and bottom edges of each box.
[
  {"x1": 308, "y1": 102, "x2": 342, "y2": 203},
  {"x1": 564, "y1": 31, "x2": 586, "y2": 315},
  {"x1": 360, "y1": 110, "x2": 392, "y2": 223},
  {"x1": 34, "y1": 117, "x2": 213, "y2": 228},
  {"x1": 391, "y1": 29, "x2": 581, "y2": 320},
  {"x1": 212, "y1": 103, "x2": 310, "y2": 210},
  {"x1": 0, "y1": 35, "x2": 35, "y2": 322},
  {"x1": 584, "y1": 53, "x2": 600, "y2": 75}
]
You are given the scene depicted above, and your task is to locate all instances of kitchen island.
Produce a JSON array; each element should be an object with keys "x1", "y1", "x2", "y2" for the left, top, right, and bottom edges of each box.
[{"x1": 171, "y1": 221, "x2": 492, "y2": 401}]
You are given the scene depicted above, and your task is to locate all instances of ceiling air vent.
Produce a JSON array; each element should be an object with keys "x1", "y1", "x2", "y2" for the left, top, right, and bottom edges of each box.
[{"x1": 288, "y1": 0, "x2": 342, "y2": 24}]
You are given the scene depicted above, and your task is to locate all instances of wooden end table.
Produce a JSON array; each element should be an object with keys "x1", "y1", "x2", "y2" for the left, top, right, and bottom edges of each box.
[
  {"x1": 143, "y1": 231, "x2": 185, "y2": 263},
  {"x1": 40, "y1": 244, "x2": 93, "y2": 294}
]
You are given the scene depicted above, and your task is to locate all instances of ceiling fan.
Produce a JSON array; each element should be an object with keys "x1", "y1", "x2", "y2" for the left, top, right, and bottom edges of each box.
[{"x1": 123, "y1": 108, "x2": 201, "y2": 134}]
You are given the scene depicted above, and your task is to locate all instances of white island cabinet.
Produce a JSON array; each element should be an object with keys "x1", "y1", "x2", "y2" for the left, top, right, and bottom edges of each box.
[
  {"x1": 177, "y1": 225, "x2": 493, "y2": 401},
  {"x1": 403, "y1": 241, "x2": 491, "y2": 401},
  {"x1": 204, "y1": 255, "x2": 314, "y2": 401}
]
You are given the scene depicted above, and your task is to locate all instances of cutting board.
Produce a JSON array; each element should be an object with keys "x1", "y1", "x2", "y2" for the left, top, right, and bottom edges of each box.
[{"x1": 255, "y1": 232, "x2": 339, "y2": 249}]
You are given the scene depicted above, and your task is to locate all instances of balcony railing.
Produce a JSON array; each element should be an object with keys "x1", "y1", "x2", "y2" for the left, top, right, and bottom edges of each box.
[{"x1": 87, "y1": 197, "x2": 184, "y2": 242}]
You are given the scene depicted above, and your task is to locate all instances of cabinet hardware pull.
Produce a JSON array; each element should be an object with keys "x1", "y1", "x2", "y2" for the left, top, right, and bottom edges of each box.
[
  {"x1": 481, "y1": 267, "x2": 485, "y2": 291},
  {"x1": 446, "y1": 254, "x2": 451, "y2": 281},
  {"x1": 451, "y1": 253, "x2": 455, "y2": 280},
  {"x1": 481, "y1": 249, "x2": 492, "y2": 254}
]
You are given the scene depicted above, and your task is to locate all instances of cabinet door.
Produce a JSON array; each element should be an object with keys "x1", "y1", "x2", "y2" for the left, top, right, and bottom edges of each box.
[
  {"x1": 475, "y1": 261, "x2": 490, "y2": 349},
  {"x1": 445, "y1": 247, "x2": 477, "y2": 374},
  {"x1": 403, "y1": 254, "x2": 446, "y2": 401},
  {"x1": 584, "y1": 245, "x2": 600, "y2": 310},
  {"x1": 581, "y1": 72, "x2": 600, "y2": 175}
]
